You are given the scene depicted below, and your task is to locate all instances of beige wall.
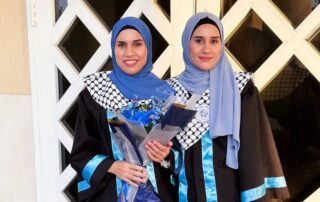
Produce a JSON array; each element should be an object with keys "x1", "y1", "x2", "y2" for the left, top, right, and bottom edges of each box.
[{"x1": 0, "y1": 0, "x2": 30, "y2": 95}]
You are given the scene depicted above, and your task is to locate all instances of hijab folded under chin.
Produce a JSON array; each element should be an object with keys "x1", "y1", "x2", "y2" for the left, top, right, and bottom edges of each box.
[
  {"x1": 109, "y1": 17, "x2": 174, "y2": 100},
  {"x1": 179, "y1": 12, "x2": 241, "y2": 169}
]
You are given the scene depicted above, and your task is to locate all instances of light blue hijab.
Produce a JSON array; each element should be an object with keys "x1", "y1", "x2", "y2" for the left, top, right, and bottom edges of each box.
[
  {"x1": 110, "y1": 17, "x2": 173, "y2": 100},
  {"x1": 179, "y1": 12, "x2": 241, "y2": 169}
]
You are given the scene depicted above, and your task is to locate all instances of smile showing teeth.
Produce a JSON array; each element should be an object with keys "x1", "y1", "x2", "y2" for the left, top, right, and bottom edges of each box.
[{"x1": 124, "y1": 60, "x2": 137, "y2": 65}]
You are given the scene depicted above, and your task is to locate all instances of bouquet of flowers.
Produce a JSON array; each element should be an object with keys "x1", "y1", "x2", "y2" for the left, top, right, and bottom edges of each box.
[
  {"x1": 121, "y1": 96, "x2": 163, "y2": 133},
  {"x1": 108, "y1": 96, "x2": 197, "y2": 202}
]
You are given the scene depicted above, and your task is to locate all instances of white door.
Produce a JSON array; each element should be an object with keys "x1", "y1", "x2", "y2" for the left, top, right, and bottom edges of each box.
[{"x1": 26, "y1": 0, "x2": 320, "y2": 201}]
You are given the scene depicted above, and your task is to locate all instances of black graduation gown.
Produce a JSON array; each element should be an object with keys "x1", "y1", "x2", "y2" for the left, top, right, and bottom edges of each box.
[
  {"x1": 70, "y1": 72, "x2": 177, "y2": 202},
  {"x1": 168, "y1": 75, "x2": 290, "y2": 202}
]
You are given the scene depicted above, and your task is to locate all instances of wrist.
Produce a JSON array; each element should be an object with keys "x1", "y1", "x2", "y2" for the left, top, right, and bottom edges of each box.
[{"x1": 108, "y1": 161, "x2": 118, "y2": 174}]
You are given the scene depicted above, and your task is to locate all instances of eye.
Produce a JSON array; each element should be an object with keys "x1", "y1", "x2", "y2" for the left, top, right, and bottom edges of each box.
[
  {"x1": 211, "y1": 39, "x2": 220, "y2": 44},
  {"x1": 117, "y1": 42, "x2": 125, "y2": 48},
  {"x1": 133, "y1": 41, "x2": 143, "y2": 47},
  {"x1": 194, "y1": 38, "x2": 202, "y2": 44}
]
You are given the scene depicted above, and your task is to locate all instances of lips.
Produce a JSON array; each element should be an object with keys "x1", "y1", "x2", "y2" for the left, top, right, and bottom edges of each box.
[
  {"x1": 123, "y1": 59, "x2": 138, "y2": 67},
  {"x1": 199, "y1": 56, "x2": 213, "y2": 62}
]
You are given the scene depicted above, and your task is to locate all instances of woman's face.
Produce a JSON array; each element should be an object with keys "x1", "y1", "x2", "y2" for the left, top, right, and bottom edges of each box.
[
  {"x1": 189, "y1": 24, "x2": 222, "y2": 71},
  {"x1": 114, "y1": 29, "x2": 147, "y2": 75}
]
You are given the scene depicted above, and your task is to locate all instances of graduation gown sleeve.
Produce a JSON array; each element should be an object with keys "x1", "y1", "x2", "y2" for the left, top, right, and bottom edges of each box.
[
  {"x1": 70, "y1": 88, "x2": 117, "y2": 201},
  {"x1": 238, "y1": 80, "x2": 290, "y2": 201}
]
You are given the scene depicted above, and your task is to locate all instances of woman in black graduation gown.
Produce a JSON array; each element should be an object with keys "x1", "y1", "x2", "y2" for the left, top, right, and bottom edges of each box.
[
  {"x1": 167, "y1": 12, "x2": 290, "y2": 202},
  {"x1": 70, "y1": 17, "x2": 176, "y2": 201}
]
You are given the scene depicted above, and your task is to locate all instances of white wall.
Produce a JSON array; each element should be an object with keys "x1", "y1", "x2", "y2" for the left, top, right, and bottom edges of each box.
[{"x1": 0, "y1": 94, "x2": 36, "y2": 201}]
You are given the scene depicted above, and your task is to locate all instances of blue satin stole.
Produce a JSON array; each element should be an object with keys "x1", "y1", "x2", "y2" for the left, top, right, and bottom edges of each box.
[{"x1": 178, "y1": 131, "x2": 218, "y2": 202}]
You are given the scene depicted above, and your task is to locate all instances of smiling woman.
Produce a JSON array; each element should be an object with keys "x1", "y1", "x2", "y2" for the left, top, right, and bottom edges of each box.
[
  {"x1": 69, "y1": 17, "x2": 176, "y2": 202},
  {"x1": 167, "y1": 12, "x2": 290, "y2": 202},
  {"x1": 189, "y1": 23, "x2": 222, "y2": 71},
  {"x1": 114, "y1": 28, "x2": 147, "y2": 75}
]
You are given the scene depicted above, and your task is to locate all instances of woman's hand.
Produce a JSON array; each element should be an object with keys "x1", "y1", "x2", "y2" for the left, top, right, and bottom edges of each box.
[
  {"x1": 108, "y1": 160, "x2": 148, "y2": 187},
  {"x1": 145, "y1": 141, "x2": 173, "y2": 163}
]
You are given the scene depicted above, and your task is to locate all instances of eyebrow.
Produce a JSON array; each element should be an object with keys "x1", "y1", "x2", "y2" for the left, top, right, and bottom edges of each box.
[
  {"x1": 116, "y1": 39, "x2": 144, "y2": 43},
  {"x1": 192, "y1": 36, "x2": 220, "y2": 39}
]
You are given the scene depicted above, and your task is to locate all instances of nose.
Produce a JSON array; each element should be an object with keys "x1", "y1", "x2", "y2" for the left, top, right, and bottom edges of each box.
[
  {"x1": 125, "y1": 45, "x2": 134, "y2": 57},
  {"x1": 203, "y1": 41, "x2": 211, "y2": 53}
]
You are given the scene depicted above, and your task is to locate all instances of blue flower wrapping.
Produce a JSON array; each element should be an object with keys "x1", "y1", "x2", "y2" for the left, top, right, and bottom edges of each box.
[
  {"x1": 160, "y1": 104, "x2": 196, "y2": 129},
  {"x1": 108, "y1": 121, "x2": 160, "y2": 202},
  {"x1": 118, "y1": 180, "x2": 160, "y2": 202}
]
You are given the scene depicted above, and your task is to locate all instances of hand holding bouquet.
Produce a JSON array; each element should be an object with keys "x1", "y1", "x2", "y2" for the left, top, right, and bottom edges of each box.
[
  {"x1": 109, "y1": 96, "x2": 196, "y2": 165},
  {"x1": 107, "y1": 96, "x2": 197, "y2": 202}
]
